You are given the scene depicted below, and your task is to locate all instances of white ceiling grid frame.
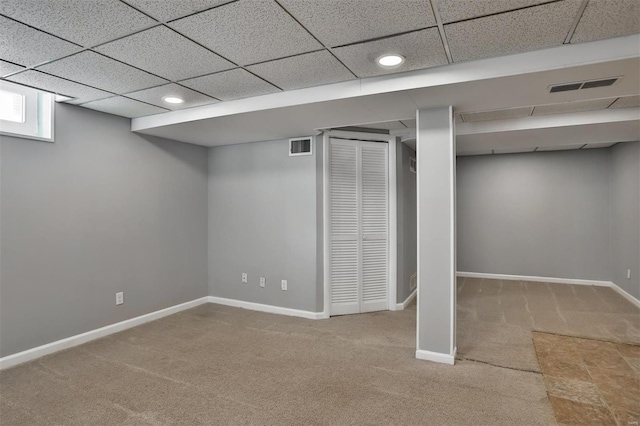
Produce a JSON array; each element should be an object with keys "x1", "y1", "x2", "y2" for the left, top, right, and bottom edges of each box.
[
  {"x1": 0, "y1": 60, "x2": 25, "y2": 77},
  {"x1": 125, "y1": 83, "x2": 217, "y2": 110},
  {"x1": 332, "y1": 29, "x2": 449, "y2": 78},
  {"x1": 123, "y1": 0, "x2": 233, "y2": 22},
  {"x1": 95, "y1": 25, "x2": 235, "y2": 81},
  {"x1": 444, "y1": 0, "x2": 583, "y2": 62},
  {"x1": 276, "y1": 0, "x2": 436, "y2": 47},
  {"x1": 571, "y1": 0, "x2": 640, "y2": 44},
  {"x1": 179, "y1": 68, "x2": 281, "y2": 101},
  {"x1": 0, "y1": 15, "x2": 81, "y2": 68},
  {"x1": 0, "y1": 0, "x2": 156, "y2": 47},
  {"x1": 81, "y1": 96, "x2": 169, "y2": 118},
  {"x1": 247, "y1": 50, "x2": 355, "y2": 91},
  {"x1": 36, "y1": 51, "x2": 168, "y2": 95},
  {"x1": 6, "y1": 70, "x2": 112, "y2": 105},
  {"x1": 168, "y1": 0, "x2": 322, "y2": 66},
  {"x1": 436, "y1": 0, "x2": 556, "y2": 23}
]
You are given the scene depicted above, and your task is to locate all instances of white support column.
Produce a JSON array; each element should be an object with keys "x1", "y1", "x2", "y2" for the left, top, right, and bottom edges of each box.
[{"x1": 415, "y1": 106, "x2": 457, "y2": 365}]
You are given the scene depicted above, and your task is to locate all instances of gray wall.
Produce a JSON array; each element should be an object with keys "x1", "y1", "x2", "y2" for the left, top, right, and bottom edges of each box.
[
  {"x1": 457, "y1": 149, "x2": 612, "y2": 281},
  {"x1": 0, "y1": 103, "x2": 209, "y2": 358},
  {"x1": 208, "y1": 138, "x2": 319, "y2": 312},
  {"x1": 610, "y1": 142, "x2": 640, "y2": 298},
  {"x1": 396, "y1": 142, "x2": 417, "y2": 303}
]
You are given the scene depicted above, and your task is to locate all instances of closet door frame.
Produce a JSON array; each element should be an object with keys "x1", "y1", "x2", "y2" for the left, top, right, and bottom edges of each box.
[{"x1": 322, "y1": 130, "x2": 397, "y2": 318}]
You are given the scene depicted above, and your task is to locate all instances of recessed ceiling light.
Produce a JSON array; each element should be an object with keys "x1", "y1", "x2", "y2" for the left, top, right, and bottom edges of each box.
[
  {"x1": 377, "y1": 54, "x2": 405, "y2": 67},
  {"x1": 163, "y1": 96, "x2": 184, "y2": 104}
]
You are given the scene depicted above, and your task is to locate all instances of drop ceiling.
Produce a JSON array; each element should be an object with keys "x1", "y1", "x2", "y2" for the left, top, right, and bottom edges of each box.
[
  {"x1": 0, "y1": 0, "x2": 640, "y2": 153},
  {"x1": 0, "y1": 0, "x2": 638, "y2": 119}
]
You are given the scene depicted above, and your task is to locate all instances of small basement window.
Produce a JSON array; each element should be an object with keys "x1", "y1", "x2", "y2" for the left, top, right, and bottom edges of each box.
[{"x1": 0, "y1": 80, "x2": 54, "y2": 142}]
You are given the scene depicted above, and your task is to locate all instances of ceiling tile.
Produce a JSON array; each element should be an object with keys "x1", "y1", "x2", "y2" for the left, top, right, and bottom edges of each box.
[
  {"x1": 81, "y1": 96, "x2": 168, "y2": 118},
  {"x1": 537, "y1": 144, "x2": 585, "y2": 151},
  {"x1": 609, "y1": 95, "x2": 640, "y2": 109},
  {"x1": 462, "y1": 107, "x2": 533, "y2": 122},
  {"x1": 532, "y1": 98, "x2": 615, "y2": 115},
  {"x1": 0, "y1": 16, "x2": 80, "y2": 67},
  {"x1": 278, "y1": 0, "x2": 436, "y2": 47},
  {"x1": 37, "y1": 51, "x2": 168, "y2": 94},
  {"x1": 571, "y1": 0, "x2": 640, "y2": 44},
  {"x1": 179, "y1": 68, "x2": 280, "y2": 101},
  {"x1": 125, "y1": 0, "x2": 230, "y2": 22},
  {"x1": 436, "y1": 0, "x2": 554, "y2": 24},
  {"x1": 169, "y1": 0, "x2": 322, "y2": 65},
  {"x1": 0, "y1": 60, "x2": 25, "y2": 77},
  {"x1": 125, "y1": 83, "x2": 217, "y2": 110},
  {"x1": 0, "y1": 0, "x2": 156, "y2": 47},
  {"x1": 6, "y1": 70, "x2": 112, "y2": 104},
  {"x1": 95, "y1": 26, "x2": 234, "y2": 81},
  {"x1": 247, "y1": 50, "x2": 354, "y2": 90},
  {"x1": 332, "y1": 28, "x2": 448, "y2": 78},
  {"x1": 445, "y1": 1, "x2": 582, "y2": 62}
]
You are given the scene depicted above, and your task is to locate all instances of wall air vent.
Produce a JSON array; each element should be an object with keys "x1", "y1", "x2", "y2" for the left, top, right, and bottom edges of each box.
[
  {"x1": 289, "y1": 136, "x2": 313, "y2": 156},
  {"x1": 549, "y1": 76, "x2": 621, "y2": 93}
]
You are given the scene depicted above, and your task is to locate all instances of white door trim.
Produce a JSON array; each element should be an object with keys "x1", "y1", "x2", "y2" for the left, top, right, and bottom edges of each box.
[{"x1": 322, "y1": 130, "x2": 397, "y2": 318}]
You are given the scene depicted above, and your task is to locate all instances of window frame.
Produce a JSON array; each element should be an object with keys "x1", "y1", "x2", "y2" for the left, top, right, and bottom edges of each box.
[{"x1": 0, "y1": 81, "x2": 55, "y2": 143}]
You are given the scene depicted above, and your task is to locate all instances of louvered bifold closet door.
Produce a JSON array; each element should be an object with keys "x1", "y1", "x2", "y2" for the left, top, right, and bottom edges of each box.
[
  {"x1": 360, "y1": 142, "x2": 388, "y2": 313},
  {"x1": 329, "y1": 140, "x2": 360, "y2": 316}
]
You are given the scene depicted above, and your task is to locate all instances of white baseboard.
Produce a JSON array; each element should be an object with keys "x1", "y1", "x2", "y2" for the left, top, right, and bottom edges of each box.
[
  {"x1": 396, "y1": 289, "x2": 417, "y2": 310},
  {"x1": 457, "y1": 271, "x2": 640, "y2": 309},
  {"x1": 456, "y1": 271, "x2": 612, "y2": 287},
  {"x1": 416, "y1": 347, "x2": 457, "y2": 365},
  {"x1": 610, "y1": 282, "x2": 640, "y2": 309},
  {"x1": 208, "y1": 296, "x2": 324, "y2": 320},
  {"x1": 0, "y1": 297, "x2": 210, "y2": 371}
]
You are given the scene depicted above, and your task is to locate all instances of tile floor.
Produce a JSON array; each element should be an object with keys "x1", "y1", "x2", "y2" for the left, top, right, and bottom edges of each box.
[{"x1": 533, "y1": 331, "x2": 640, "y2": 426}]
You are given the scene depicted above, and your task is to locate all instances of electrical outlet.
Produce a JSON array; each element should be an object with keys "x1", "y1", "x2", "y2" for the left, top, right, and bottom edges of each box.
[
  {"x1": 260, "y1": 277, "x2": 266, "y2": 288},
  {"x1": 242, "y1": 273, "x2": 248, "y2": 283},
  {"x1": 628, "y1": 269, "x2": 632, "y2": 279},
  {"x1": 116, "y1": 292, "x2": 124, "y2": 305},
  {"x1": 281, "y1": 280, "x2": 287, "y2": 291}
]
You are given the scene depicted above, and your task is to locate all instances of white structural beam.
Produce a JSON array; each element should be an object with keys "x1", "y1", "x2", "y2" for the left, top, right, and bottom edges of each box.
[{"x1": 132, "y1": 35, "x2": 640, "y2": 134}]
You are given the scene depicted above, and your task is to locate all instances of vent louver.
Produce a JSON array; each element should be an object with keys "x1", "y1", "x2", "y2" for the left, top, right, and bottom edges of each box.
[
  {"x1": 549, "y1": 77, "x2": 620, "y2": 93},
  {"x1": 289, "y1": 137, "x2": 313, "y2": 156}
]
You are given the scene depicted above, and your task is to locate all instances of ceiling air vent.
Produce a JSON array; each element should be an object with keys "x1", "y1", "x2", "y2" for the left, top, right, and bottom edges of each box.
[
  {"x1": 549, "y1": 76, "x2": 621, "y2": 93},
  {"x1": 289, "y1": 136, "x2": 313, "y2": 156},
  {"x1": 581, "y1": 78, "x2": 618, "y2": 89},
  {"x1": 550, "y1": 83, "x2": 582, "y2": 93}
]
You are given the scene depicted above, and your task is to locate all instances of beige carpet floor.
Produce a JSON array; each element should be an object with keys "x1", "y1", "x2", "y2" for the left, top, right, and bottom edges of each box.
[
  {"x1": 457, "y1": 277, "x2": 640, "y2": 372},
  {"x1": 1, "y1": 278, "x2": 638, "y2": 425}
]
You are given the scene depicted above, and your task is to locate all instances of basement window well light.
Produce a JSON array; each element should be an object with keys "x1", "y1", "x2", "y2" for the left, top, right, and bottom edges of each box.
[
  {"x1": 0, "y1": 80, "x2": 54, "y2": 142},
  {"x1": 163, "y1": 96, "x2": 184, "y2": 104},
  {"x1": 377, "y1": 54, "x2": 405, "y2": 67}
]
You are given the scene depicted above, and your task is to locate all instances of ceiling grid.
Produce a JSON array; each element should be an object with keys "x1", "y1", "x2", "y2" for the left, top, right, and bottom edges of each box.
[{"x1": 0, "y1": 0, "x2": 637, "y2": 120}]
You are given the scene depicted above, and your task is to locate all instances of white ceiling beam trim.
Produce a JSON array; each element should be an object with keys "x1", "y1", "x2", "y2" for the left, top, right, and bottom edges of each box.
[
  {"x1": 457, "y1": 107, "x2": 640, "y2": 135},
  {"x1": 131, "y1": 34, "x2": 640, "y2": 132}
]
